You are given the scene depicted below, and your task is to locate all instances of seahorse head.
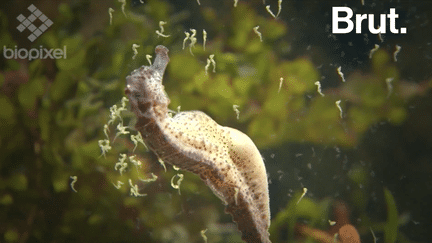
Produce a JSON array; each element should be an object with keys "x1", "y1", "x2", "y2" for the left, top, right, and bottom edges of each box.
[{"x1": 125, "y1": 45, "x2": 171, "y2": 119}]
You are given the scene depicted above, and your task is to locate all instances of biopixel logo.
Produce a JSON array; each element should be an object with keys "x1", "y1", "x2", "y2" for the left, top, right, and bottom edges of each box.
[
  {"x1": 3, "y1": 4, "x2": 66, "y2": 61},
  {"x1": 17, "y1": 4, "x2": 53, "y2": 42}
]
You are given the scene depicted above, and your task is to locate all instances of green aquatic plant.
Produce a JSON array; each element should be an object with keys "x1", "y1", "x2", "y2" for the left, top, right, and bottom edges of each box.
[{"x1": 269, "y1": 187, "x2": 403, "y2": 243}]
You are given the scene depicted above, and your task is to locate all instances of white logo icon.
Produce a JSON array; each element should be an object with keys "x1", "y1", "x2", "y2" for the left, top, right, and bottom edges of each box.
[{"x1": 16, "y1": 4, "x2": 53, "y2": 42}]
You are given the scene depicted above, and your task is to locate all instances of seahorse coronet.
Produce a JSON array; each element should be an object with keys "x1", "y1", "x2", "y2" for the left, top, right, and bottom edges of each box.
[{"x1": 125, "y1": 45, "x2": 271, "y2": 243}]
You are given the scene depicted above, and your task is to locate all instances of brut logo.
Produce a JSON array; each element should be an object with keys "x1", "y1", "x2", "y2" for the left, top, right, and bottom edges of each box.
[
  {"x1": 332, "y1": 7, "x2": 407, "y2": 34},
  {"x1": 16, "y1": 4, "x2": 53, "y2": 42}
]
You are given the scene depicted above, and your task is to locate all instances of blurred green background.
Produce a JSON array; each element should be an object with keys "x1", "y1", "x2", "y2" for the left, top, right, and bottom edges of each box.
[{"x1": 1, "y1": 0, "x2": 431, "y2": 242}]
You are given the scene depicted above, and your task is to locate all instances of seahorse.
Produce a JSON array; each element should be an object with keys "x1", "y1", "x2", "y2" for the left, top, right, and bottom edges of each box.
[{"x1": 124, "y1": 45, "x2": 271, "y2": 243}]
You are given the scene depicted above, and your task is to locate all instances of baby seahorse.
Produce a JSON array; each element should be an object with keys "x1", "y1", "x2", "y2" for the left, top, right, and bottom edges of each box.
[{"x1": 124, "y1": 45, "x2": 271, "y2": 243}]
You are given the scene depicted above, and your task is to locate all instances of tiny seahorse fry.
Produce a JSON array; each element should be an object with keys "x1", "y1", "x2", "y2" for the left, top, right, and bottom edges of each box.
[{"x1": 124, "y1": 45, "x2": 271, "y2": 243}]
